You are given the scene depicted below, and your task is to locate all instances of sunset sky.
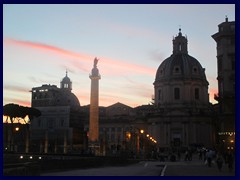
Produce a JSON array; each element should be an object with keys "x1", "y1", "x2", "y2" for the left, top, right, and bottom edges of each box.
[{"x1": 3, "y1": 4, "x2": 235, "y2": 108}]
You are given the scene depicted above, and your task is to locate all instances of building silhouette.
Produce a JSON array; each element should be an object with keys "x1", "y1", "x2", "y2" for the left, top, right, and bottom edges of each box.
[
  {"x1": 149, "y1": 29, "x2": 213, "y2": 149},
  {"x1": 24, "y1": 20, "x2": 235, "y2": 156},
  {"x1": 212, "y1": 17, "x2": 235, "y2": 151},
  {"x1": 30, "y1": 71, "x2": 86, "y2": 153}
]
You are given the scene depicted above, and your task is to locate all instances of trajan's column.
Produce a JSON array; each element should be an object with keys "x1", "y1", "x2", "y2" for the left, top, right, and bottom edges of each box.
[{"x1": 89, "y1": 57, "x2": 101, "y2": 150}]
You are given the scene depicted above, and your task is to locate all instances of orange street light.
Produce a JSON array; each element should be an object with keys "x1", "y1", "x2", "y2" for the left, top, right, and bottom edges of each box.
[
  {"x1": 140, "y1": 130, "x2": 144, "y2": 134},
  {"x1": 15, "y1": 127, "x2": 19, "y2": 132}
]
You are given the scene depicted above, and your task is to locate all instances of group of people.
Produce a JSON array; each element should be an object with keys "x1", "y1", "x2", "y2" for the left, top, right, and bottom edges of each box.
[{"x1": 198, "y1": 148, "x2": 234, "y2": 172}]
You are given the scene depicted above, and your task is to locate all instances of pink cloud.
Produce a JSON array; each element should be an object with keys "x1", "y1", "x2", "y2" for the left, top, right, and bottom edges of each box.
[
  {"x1": 4, "y1": 38, "x2": 156, "y2": 76},
  {"x1": 4, "y1": 38, "x2": 91, "y2": 61}
]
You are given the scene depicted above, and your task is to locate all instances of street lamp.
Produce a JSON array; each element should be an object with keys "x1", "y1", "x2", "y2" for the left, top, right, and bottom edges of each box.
[
  {"x1": 140, "y1": 130, "x2": 144, "y2": 134},
  {"x1": 15, "y1": 127, "x2": 19, "y2": 132}
]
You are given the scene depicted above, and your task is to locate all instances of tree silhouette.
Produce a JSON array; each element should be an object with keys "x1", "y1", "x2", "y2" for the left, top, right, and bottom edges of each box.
[
  {"x1": 3, "y1": 103, "x2": 41, "y2": 152},
  {"x1": 3, "y1": 103, "x2": 21, "y2": 151}
]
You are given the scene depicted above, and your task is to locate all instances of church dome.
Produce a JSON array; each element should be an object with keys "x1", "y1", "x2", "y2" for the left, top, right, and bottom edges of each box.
[
  {"x1": 155, "y1": 29, "x2": 208, "y2": 84},
  {"x1": 54, "y1": 91, "x2": 80, "y2": 109},
  {"x1": 153, "y1": 29, "x2": 209, "y2": 110},
  {"x1": 155, "y1": 54, "x2": 208, "y2": 84}
]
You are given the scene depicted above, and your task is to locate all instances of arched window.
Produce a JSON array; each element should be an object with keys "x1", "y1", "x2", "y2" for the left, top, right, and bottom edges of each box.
[
  {"x1": 158, "y1": 89, "x2": 162, "y2": 100},
  {"x1": 174, "y1": 88, "x2": 180, "y2": 100},
  {"x1": 179, "y1": 43, "x2": 182, "y2": 51},
  {"x1": 195, "y1": 88, "x2": 199, "y2": 100}
]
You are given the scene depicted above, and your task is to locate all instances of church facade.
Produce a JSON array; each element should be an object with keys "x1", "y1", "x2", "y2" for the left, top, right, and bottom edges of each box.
[{"x1": 149, "y1": 29, "x2": 214, "y2": 150}]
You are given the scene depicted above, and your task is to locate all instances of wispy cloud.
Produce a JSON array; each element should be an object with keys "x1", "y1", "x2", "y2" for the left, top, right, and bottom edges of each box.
[
  {"x1": 4, "y1": 38, "x2": 91, "y2": 61},
  {"x1": 4, "y1": 38, "x2": 156, "y2": 77},
  {"x1": 4, "y1": 84, "x2": 30, "y2": 93},
  {"x1": 28, "y1": 76, "x2": 49, "y2": 84},
  {"x1": 148, "y1": 49, "x2": 166, "y2": 63}
]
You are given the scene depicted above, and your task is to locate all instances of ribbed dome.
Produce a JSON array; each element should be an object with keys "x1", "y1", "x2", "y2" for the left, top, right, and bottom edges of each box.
[
  {"x1": 155, "y1": 53, "x2": 208, "y2": 84},
  {"x1": 54, "y1": 91, "x2": 80, "y2": 108}
]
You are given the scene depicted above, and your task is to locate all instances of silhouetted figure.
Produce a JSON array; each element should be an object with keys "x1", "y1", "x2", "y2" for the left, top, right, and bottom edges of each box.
[
  {"x1": 203, "y1": 149, "x2": 207, "y2": 162},
  {"x1": 177, "y1": 151, "x2": 181, "y2": 161},
  {"x1": 199, "y1": 150, "x2": 203, "y2": 160},
  {"x1": 188, "y1": 150, "x2": 192, "y2": 161},
  {"x1": 216, "y1": 153, "x2": 224, "y2": 171},
  {"x1": 206, "y1": 150, "x2": 213, "y2": 167},
  {"x1": 184, "y1": 150, "x2": 189, "y2": 161},
  {"x1": 227, "y1": 151, "x2": 234, "y2": 172}
]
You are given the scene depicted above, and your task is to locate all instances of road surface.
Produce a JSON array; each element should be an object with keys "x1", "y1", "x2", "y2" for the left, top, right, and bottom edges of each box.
[{"x1": 41, "y1": 161, "x2": 164, "y2": 176}]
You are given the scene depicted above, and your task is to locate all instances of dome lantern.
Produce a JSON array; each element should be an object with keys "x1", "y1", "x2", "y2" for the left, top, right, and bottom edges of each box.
[
  {"x1": 172, "y1": 28, "x2": 188, "y2": 54},
  {"x1": 60, "y1": 70, "x2": 72, "y2": 91}
]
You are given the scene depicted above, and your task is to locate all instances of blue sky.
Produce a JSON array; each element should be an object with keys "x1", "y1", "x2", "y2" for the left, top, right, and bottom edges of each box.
[{"x1": 3, "y1": 4, "x2": 235, "y2": 107}]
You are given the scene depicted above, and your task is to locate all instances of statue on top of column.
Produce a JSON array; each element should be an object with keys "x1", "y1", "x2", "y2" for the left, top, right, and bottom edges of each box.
[{"x1": 94, "y1": 57, "x2": 99, "y2": 68}]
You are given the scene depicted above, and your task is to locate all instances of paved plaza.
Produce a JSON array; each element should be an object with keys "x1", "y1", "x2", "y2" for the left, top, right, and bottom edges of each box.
[{"x1": 41, "y1": 154, "x2": 235, "y2": 176}]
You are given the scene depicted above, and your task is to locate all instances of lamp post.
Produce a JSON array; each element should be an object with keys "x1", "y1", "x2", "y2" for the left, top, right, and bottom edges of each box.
[
  {"x1": 14, "y1": 126, "x2": 20, "y2": 152},
  {"x1": 140, "y1": 129, "x2": 145, "y2": 159}
]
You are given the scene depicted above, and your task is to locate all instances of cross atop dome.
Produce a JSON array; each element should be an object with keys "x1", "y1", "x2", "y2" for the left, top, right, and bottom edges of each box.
[{"x1": 178, "y1": 25, "x2": 182, "y2": 36}]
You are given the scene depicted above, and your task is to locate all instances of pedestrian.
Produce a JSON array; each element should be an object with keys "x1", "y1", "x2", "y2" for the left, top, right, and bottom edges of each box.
[
  {"x1": 188, "y1": 150, "x2": 192, "y2": 161},
  {"x1": 203, "y1": 149, "x2": 207, "y2": 162},
  {"x1": 199, "y1": 150, "x2": 203, "y2": 160},
  {"x1": 184, "y1": 150, "x2": 189, "y2": 161},
  {"x1": 177, "y1": 151, "x2": 181, "y2": 161},
  {"x1": 216, "y1": 153, "x2": 224, "y2": 171},
  {"x1": 227, "y1": 151, "x2": 234, "y2": 172},
  {"x1": 206, "y1": 150, "x2": 213, "y2": 167}
]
